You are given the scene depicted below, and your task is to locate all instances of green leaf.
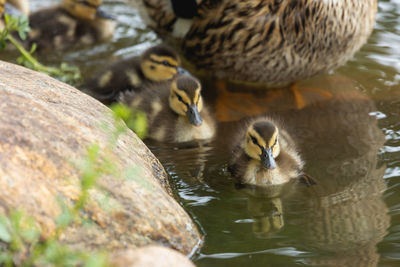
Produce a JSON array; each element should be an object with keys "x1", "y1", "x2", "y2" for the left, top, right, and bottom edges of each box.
[
  {"x1": 83, "y1": 253, "x2": 108, "y2": 267},
  {"x1": 0, "y1": 218, "x2": 11, "y2": 243},
  {"x1": 29, "y1": 43, "x2": 37, "y2": 54},
  {"x1": 55, "y1": 197, "x2": 74, "y2": 228}
]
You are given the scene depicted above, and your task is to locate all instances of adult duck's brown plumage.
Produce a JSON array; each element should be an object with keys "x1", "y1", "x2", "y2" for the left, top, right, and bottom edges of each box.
[
  {"x1": 27, "y1": 0, "x2": 115, "y2": 51},
  {"x1": 120, "y1": 74, "x2": 216, "y2": 143},
  {"x1": 131, "y1": 0, "x2": 377, "y2": 87},
  {"x1": 83, "y1": 44, "x2": 186, "y2": 104},
  {"x1": 229, "y1": 117, "x2": 303, "y2": 186}
]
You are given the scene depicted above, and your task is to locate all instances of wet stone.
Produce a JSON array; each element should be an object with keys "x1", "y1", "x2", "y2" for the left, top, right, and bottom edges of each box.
[{"x1": 0, "y1": 61, "x2": 201, "y2": 257}]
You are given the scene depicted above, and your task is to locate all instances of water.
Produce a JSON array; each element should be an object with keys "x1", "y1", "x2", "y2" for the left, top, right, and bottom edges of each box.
[{"x1": 2, "y1": 1, "x2": 400, "y2": 266}]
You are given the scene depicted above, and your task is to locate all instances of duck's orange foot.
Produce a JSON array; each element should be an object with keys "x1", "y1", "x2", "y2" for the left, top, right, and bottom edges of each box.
[{"x1": 290, "y1": 83, "x2": 333, "y2": 109}]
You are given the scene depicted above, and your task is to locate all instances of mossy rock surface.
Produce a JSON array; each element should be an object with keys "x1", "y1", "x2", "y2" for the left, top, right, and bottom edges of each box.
[{"x1": 0, "y1": 61, "x2": 201, "y2": 256}]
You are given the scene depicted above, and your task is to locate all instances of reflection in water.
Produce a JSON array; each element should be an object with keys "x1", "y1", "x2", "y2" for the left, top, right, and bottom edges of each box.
[
  {"x1": 236, "y1": 184, "x2": 289, "y2": 238},
  {"x1": 275, "y1": 76, "x2": 390, "y2": 267},
  {"x1": 194, "y1": 74, "x2": 390, "y2": 266},
  {"x1": 248, "y1": 196, "x2": 284, "y2": 239}
]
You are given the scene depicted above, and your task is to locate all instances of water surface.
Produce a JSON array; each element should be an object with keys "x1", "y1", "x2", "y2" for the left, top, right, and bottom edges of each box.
[{"x1": 1, "y1": 1, "x2": 400, "y2": 266}]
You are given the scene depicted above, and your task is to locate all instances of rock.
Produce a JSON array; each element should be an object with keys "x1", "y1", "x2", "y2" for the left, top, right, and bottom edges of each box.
[
  {"x1": 0, "y1": 61, "x2": 201, "y2": 256},
  {"x1": 110, "y1": 246, "x2": 195, "y2": 267}
]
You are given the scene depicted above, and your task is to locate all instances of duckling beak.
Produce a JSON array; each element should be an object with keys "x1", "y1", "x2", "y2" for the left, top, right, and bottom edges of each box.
[
  {"x1": 177, "y1": 67, "x2": 190, "y2": 75},
  {"x1": 261, "y1": 148, "x2": 276, "y2": 169},
  {"x1": 187, "y1": 105, "x2": 202, "y2": 126}
]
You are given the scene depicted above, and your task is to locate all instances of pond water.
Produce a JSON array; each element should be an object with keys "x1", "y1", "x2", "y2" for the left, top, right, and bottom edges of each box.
[{"x1": 2, "y1": 1, "x2": 400, "y2": 266}]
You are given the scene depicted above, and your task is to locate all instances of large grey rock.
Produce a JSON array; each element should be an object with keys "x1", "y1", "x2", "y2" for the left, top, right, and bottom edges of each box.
[{"x1": 0, "y1": 61, "x2": 201, "y2": 256}]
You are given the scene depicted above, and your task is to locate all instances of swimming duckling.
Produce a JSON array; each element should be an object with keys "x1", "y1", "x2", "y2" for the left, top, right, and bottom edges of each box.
[
  {"x1": 121, "y1": 74, "x2": 216, "y2": 143},
  {"x1": 131, "y1": 0, "x2": 377, "y2": 87},
  {"x1": 27, "y1": 0, "x2": 115, "y2": 51},
  {"x1": 229, "y1": 118, "x2": 303, "y2": 186},
  {"x1": 83, "y1": 44, "x2": 186, "y2": 104}
]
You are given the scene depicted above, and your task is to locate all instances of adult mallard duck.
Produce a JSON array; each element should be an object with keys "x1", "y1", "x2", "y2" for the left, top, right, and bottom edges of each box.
[
  {"x1": 120, "y1": 74, "x2": 216, "y2": 143},
  {"x1": 229, "y1": 117, "x2": 303, "y2": 186},
  {"x1": 131, "y1": 0, "x2": 377, "y2": 87},
  {"x1": 83, "y1": 44, "x2": 186, "y2": 104},
  {"x1": 27, "y1": 0, "x2": 115, "y2": 51}
]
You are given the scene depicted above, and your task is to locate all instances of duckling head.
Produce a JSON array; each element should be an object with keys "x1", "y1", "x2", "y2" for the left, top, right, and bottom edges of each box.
[
  {"x1": 0, "y1": 0, "x2": 5, "y2": 16},
  {"x1": 169, "y1": 75, "x2": 203, "y2": 126},
  {"x1": 244, "y1": 121, "x2": 281, "y2": 169},
  {"x1": 62, "y1": 0, "x2": 114, "y2": 21},
  {"x1": 140, "y1": 45, "x2": 185, "y2": 82}
]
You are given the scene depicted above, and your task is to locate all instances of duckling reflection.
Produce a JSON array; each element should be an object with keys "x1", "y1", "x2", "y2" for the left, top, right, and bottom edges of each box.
[
  {"x1": 278, "y1": 88, "x2": 390, "y2": 267},
  {"x1": 27, "y1": 0, "x2": 115, "y2": 51},
  {"x1": 229, "y1": 118, "x2": 303, "y2": 186},
  {"x1": 83, "y1": 44, "x2": 185, "y2": 104},
  {"x1": 121, "y1": 74, "x2": 216, "y2": 143},
  {"x1": 149, "y1": 141, "x2": 214, "y2": 183},
  {"x1": 248, "y1": 196, "x2": 284, "y2": 238}
]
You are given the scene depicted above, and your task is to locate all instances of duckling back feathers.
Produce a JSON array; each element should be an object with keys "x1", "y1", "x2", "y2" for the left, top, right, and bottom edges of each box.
[
  {"x1": 28, "y1": 5, "x2": 115, "y2": 51},
  {"x1": 83, "y1": 44, "x2": 181, "y2": 104}
]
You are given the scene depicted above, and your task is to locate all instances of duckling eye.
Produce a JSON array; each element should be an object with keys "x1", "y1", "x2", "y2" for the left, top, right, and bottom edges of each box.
[
  {"x1": 175, "y1": 93, "x2": 184, "y2": 103},
  {"x1": 162, "y1": 60, "x2": 170, "y2": 66},
  {"x1": 251, "y1": 136, "x2": 258, "y2": 145}
]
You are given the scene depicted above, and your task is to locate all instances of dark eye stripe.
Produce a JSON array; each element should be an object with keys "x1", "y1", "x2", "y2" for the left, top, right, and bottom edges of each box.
[
  {"x1": 250, "y1": 136, "x2": 258, "y2": 145},
  {"x1": 149, "y1": 58, "x2": 177, "y2": 68},
  {"x1": 175, "y1": 93, "x2": 185, "y2": 104}
]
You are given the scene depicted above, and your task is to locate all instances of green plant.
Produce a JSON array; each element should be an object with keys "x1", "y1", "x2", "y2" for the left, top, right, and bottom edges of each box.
[
  {"x1": 0, "y1": 14, "x2": 81, "y2": 84},
  {"x1": 110, "y1": 103, "x2": 148, "y2": 140}
]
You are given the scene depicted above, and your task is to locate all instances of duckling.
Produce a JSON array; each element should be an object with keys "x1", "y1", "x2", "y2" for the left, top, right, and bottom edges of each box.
[
  {"x1": 7, "y1": 0, "x2": 29, "y2": 16},
  {"x1": 131, "y1": 0, "x2": 377, "y2": 87},
  {"x1": 0, "y1": 0, "x2": 28, "y2": 31},
  {"x1": 0, "y1": 0, "x2": 5, "y2": 28},
  {"x1": 229, "y1": 118, "x2": 303, "y2": 186},
  {"x1": 27, "y1": 0, "x2": 115, "y2": 51},
  {"x1": 121, "y1": 74, "x2": 216, "y2": 143},
  {"x1": 83, "y1": 44, "x2": 186, "y2": 104}
]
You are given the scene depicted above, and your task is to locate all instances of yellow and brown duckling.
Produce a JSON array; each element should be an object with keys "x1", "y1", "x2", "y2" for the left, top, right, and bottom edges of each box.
[
  {"x1": 0, "y1": 0, "x2": 5, "y2": 29},
  {"x1": 7, "y1": 0, "x2": 29, "y2": 16},
  {"x1": 0, "y1": 0, "x2": 29, "y2": 30},
  {"x1": 229, "y1": 118, "x2": 303, "y2": 186},
  {"x1": 120, "y1": 74, "x2": 216, "y2": 143},
  {"x1": 132, "y1": 0, "x2": 377, "y2": 87},
  {"x1": 27, "y1": 0, "x2": 115, "y2": 51},
  {"x1": 83, "y1": 44, "x2": 186, "y2": 104}
]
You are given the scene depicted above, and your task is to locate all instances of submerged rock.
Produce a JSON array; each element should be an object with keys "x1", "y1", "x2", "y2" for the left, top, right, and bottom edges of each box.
[{"x1": 0, "y1": 61, "x2": 201, "y2": 257}]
